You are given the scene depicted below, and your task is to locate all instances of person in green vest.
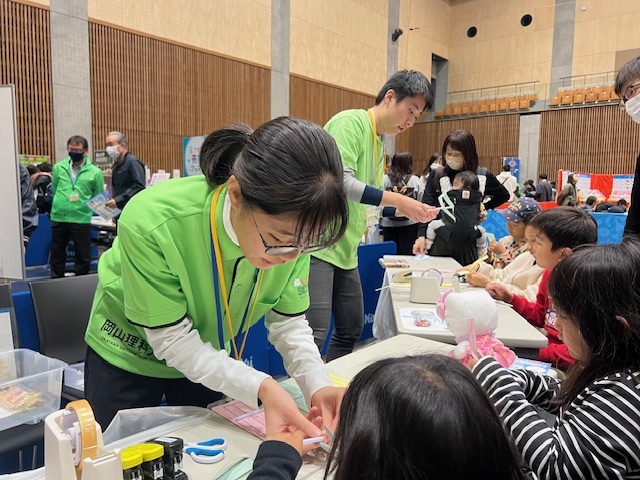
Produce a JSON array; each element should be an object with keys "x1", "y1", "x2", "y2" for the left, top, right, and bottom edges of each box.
[
  {"x1": 308, "y1": 70, "x2": 438, "y2": 360},
  {"x1": 84, "y1": 117, "x2": 349, "y2": 438}
]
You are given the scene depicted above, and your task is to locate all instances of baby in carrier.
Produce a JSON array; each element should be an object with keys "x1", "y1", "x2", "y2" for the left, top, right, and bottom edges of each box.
[{"x1": 426, "y1": 171, "x2": 486, "y2": 256}]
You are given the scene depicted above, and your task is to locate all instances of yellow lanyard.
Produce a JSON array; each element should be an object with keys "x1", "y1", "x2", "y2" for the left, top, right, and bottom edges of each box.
[
  {"x1": 210, "y1": 185, "x2": 264, "y2": 360},
  {"x1": 367, "y1": 108, "x2": 384, "y2": 188}
]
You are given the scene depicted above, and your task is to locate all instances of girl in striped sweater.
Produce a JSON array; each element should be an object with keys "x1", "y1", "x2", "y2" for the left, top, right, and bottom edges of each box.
[{"x1": 472, "y1": 241, "x2": 640, "y2": 479}]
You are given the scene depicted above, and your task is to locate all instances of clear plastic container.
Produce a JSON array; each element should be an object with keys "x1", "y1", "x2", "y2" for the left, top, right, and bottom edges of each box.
[
  {"x1": 63, "y1": 362, "x2": 85, "y2": 391},
  {"x1": 0, "y1": 349, "x2": 67, "y2": 431}
]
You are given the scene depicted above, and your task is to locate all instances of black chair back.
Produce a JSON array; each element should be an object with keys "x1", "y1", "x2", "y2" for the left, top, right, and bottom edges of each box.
[{"x1": 29, "y1": 274, "x2": 98, "y2": 364}]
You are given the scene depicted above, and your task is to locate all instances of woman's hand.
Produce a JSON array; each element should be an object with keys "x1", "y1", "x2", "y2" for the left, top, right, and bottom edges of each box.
[
  {"x1": 413, "y1": 236, "x2": 426, "y2": 254},
  {"x1": 488, "y1": 241, "x2": 505, "y2": 255},
  {"x1": 485, "y1": 281, "x2": 514, "y2": 302},
  {"x1": 259, "y1": 378, "x2": 322, "y2": 439},
  {"x1": 311, "y1": 386, "x2": 345, "y2": 433},
  {"x1": 263, "y1": 407, "x2": 325, "y2": 456},
  {"x1": 465, "y1": 272, "x2": 491, "y2": 288}
]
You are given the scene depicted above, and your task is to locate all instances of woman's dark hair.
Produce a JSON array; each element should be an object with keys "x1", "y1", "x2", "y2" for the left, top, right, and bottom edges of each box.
[
  {"x1": 435, "y1": 130, "x2": 480, "y2": 185},
  {"x1": 388, "y1": 152, "x2": 414, "y2": 185},
  {"x1": 548, "y1": 240, "x2": 640, "y2": 409},
  {"x1": 26, "y1": 164, "x2": 37, "y2": 175},
  {"x1": 199, "y1": 116, "x2": 348, "y2": 248},
  {"x1": 527, "y1": 207, "x2": 597, "y2": 251},
  {"x1": 325, "y1": 355, "x2": 528, "y2": 480},
  {"x1": 453, "y1": 170, "x2": 479, "y2": 190},
  {"x1": 436, "y1": 130, "x2": 479, "y2": 185},
  {"x1": 421, "y1": 152, "x2": 442, "y2": 176},
  {"x1": 524, "y1": 179, "x2": 534, "y2": 188},
  {"x1": 615, "y1": 55, "x2": 640, "y2": 96},
  {"x1": 567, "y1": 173, "x2": 577, "y2": 185},
  {"x1": 442, "y1": 130, "x2": 479, "y2": 171}
]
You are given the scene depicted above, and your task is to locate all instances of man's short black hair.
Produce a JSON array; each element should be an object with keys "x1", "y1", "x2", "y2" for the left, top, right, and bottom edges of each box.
[
  {"x1": 503, "y1": 164, "x2": 511, "y2": 172},
  {"x1": 67, "y1": 135, "x2": 88, "y2": 150},
  {"x1": 539, "y1": 172, "x2": 548, "y2": 180},
  {"x1": 374, "y1": 70, "x2": 434, "y2": 112}
]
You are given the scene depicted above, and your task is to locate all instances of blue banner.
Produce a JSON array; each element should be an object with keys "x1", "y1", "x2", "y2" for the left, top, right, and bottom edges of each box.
[{"x1": 503, "y1": 157, "x2": 520, "y2": 183}]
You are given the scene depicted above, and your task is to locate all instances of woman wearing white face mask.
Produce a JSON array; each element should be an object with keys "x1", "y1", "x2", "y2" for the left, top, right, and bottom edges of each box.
[
  {"x1": 615, "y1": 56, "x2": 640, "y2": 235},
  {"x1": 413, "y1": 130, "x2": 510, "y2": 256}
]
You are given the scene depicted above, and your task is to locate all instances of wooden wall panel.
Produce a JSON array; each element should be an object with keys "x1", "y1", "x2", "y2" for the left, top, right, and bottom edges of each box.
[
  {"x1": 90, "y1": 22, "x2": 270, "y2": 174},
  {"x1": 290, "y1": 75, "x2": 375, "y2": 128},
  {"x1": 539, "y1": 106, "x2": 640, "y2": 177},
  {"x1": 0, "y1": 0, "x2": 54, "y2": 159},
  {"x1": 398, "y1": 115, "x2": 521, "y2": 177}
]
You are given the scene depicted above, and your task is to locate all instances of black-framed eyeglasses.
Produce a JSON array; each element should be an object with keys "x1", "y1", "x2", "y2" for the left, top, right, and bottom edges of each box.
[
  {"x1": 619, "y1": 81, "x2": 640, "y2": 110},
  {"x1": 248, "y1": 208, "x2": 327, "y2": 256}
]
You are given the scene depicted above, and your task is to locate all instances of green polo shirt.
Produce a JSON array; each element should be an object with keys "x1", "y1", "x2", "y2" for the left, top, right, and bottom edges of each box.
[
  {"x1": 312, "y1": 109, "x2": 384, "y2": 270},
  {"x1": 85, "y1": 176, "x2": 310, "y2": 378}
]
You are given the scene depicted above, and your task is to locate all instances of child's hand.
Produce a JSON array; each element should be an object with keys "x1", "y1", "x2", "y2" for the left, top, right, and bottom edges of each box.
[
  {"x1": 413, "y1": 237, "x2": 427, "y2": 254},
  {"x1": 467, "y1": 356, "x2": 479, "y2": 370},
  {"x1": 489, "y1": 241, "x2": 506, "y2": 254},
  {"x1": 263, "y1": 430, "x2": 305, "y2": 456},
  {"x1": 485, "y1": 281, "x2": 514, "y2": 302},
  {"x1": 263, "y1": 406, "x2": 327, "y2": 456},
  {"x1": 466, "y1": 272, "x2": 491, "y2": 288}
]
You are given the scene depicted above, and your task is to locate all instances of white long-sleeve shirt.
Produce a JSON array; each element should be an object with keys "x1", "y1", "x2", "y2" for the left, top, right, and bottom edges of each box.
[{"x1": 476, "y1": 251, "x2": 544, "y2": 301}]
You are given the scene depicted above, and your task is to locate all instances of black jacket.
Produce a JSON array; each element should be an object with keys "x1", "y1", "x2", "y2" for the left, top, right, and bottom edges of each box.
[
  {"x1": 418, "y1": 166, "x2": 509, "y2": 237},
  {"x1": 19, "y1": 164, "x2": 38, "y2": 238},
  {"x1": 111, "y1": 152, "x2": 145, "y2": 209},
  {"x1": 625, "y1": 153, "x2": 640, "y2": 236}
]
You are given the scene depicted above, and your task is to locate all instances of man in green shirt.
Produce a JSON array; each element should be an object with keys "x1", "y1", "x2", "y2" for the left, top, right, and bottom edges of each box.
[
  {"x1": 309, "y1": 70, "x2": 438, "y2": 360},
  {"x1": 50, "y1": 135, "x2": 104, "y2": 277}
]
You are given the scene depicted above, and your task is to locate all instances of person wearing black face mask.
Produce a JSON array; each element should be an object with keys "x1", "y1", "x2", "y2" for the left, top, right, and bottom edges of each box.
[
  {"x1": 615, "y1": 56, "x2": 640, "y2": 236},
  {"x1": 49, "y1": 135, "x2": 104, "y2": 277}
]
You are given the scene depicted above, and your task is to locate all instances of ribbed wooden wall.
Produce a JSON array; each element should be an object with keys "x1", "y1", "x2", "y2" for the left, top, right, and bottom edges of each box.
[
  {"x1": 290, "y1": 75, "x2": 375, "y2": 127},
  {"x1": 539, "y1": 105, "x2": 640, "y2": 175},
  {"x1": 89, "y1": 22, "x2": 271, "y2": 173},
  {"x1": 397, "y1": 114, "x2": 521, "y2": 176},
  {"x1": 0, "y1": 0, "x2": 54, "y2": 159}
]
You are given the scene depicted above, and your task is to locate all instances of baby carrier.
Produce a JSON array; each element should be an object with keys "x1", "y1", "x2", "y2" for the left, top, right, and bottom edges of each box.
[
  {"x1": 437, "y1": 188, "x2": 483, "y2": 242},
  {"x1": 428, "y1": 167, "x2": 487, "y2": 266}
]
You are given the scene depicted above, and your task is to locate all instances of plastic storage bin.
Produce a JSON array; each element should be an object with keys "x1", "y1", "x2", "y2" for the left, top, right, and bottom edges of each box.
[
  {"x1": 63, "y1": 362, "x2": 85, "y2": 391},
  {"x1": 0, "y1": 349, "x2": 67, "y2": 431}
]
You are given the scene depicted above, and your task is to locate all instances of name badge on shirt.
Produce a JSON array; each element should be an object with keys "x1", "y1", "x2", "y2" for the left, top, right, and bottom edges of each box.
[
  {"x1": 69, "y1": 193, "x2": 80, "y2": 202},
  {"x1": 365, "y1": 206, "x2": 380, "y2": 227}
]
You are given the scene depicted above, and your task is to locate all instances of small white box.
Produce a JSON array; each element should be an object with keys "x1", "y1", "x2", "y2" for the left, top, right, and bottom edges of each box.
[{"x1": 0, "y1": 349, "x2": 67, "y2": 431}]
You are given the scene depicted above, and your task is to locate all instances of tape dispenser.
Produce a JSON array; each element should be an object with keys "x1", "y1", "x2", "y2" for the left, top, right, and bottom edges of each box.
[{"x1": 45, "y1": 399, "x2": 122, "y2": 480}]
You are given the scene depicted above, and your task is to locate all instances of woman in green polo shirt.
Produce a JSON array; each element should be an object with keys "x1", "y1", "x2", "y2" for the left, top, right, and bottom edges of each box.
[{"x1": 84, "y1": 117, "x2": 349, "y2": 439}]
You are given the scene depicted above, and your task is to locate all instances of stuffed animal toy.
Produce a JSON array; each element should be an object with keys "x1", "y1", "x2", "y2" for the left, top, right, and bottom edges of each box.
[{"x1": 436, "y1": 289, "x2": 517, "y2": 367}]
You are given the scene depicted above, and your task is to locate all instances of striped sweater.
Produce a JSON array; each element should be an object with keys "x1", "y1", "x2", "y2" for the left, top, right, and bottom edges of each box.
[{"x1": 473, "y1": 357, "x2": 640, "y2": 479}]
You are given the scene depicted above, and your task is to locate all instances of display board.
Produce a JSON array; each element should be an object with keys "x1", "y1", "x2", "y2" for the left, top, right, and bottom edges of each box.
[
  {"x1": 0, "y1": 85, "x2": 26, "y2": 280},
  {"x1": 558, "y1": 170, "x2": 634, "y2": 201},
  {"x1": 183, "y1": 136, "x2": 205, "y2": 176}
]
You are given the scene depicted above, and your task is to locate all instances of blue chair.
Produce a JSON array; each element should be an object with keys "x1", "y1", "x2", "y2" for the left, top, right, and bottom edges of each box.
[{"x1": 0, "y1": 285, "x2": 44, "y2": 473}]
